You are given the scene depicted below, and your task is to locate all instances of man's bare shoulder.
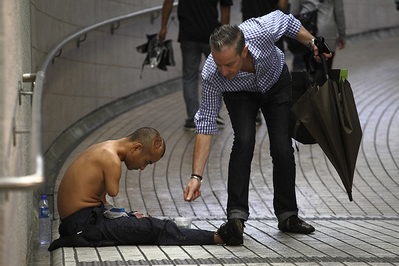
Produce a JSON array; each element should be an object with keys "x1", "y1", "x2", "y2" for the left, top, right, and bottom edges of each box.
[{"x1": 78, "y1": 141, "x2": 121, "y2": 166}]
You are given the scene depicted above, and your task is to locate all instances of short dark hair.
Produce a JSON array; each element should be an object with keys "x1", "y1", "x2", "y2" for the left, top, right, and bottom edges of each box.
[
  {"x1": 209, "y1": 24, "x2": 245, "y2": 55},
  {"x1": 127, "y1": 127, "x2": 165, "y2": 157}
]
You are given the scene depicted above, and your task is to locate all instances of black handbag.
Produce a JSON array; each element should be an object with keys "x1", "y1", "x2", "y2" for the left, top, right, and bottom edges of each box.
[
  {"x1": 287, "y1": 9, "x2": 318, "y2": 56},
  {"x1": 136, "y1": 34, "x2": 176, "y2": 78}
]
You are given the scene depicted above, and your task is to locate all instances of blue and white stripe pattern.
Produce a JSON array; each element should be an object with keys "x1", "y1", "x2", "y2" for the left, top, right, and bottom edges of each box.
[{"x1": 195, "y1": 10, "x2": 302, "y2": 134}]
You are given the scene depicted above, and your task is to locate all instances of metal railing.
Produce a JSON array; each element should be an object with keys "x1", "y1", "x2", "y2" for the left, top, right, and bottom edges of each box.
[{"x1": 0, "y1": 4, "x2": 173, "y2": 189}]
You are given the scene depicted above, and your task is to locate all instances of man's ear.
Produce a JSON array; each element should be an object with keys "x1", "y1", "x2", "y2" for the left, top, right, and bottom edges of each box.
[
  {"x1": 153, "y1": 136, "x2": 163, "y2": 149},
  {"x1": 241, "y1": 46, "x2": 249, "y2": 58},
  {"x1": 131, "y1": 142, "x2": 142, "y2": 152}
]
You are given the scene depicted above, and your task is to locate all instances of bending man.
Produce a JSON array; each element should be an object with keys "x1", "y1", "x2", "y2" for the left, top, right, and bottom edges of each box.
[{"x1": 184, "y1": 11, "x2": 332, "y2": 244}]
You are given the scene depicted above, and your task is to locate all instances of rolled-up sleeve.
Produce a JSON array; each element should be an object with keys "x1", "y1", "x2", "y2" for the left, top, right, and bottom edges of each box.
[
  {"x1": 282, "y1": 12, "x2": 302, "y2": 39},
  {"x1": 194, "y1": 77, "x2": 220, "y2": 135},
  {"x1": 255, "y1": 10, "x2": 302, "y2": 41}
]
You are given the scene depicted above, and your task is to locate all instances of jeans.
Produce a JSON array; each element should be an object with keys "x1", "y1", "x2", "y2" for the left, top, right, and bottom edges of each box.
[
  {"x1": 223, "y1": 64, "x2": 298, "y2": 223},
  {"x1": 59, "y1": 202, "x2": 215, "y2": 245},
  {"x1": 180, "y1": 41, "x2": 211, "y2": 122}
]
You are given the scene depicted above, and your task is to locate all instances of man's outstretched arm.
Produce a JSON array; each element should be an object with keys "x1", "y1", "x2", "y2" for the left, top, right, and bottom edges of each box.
[{"x1": 184, "y1": 133, "x2": 213, "y2": 201}]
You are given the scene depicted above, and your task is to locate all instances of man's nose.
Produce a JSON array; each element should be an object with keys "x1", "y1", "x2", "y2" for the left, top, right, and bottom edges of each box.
[
  {"x1": 140, "y1": 165, "x2": 147, "y2": 170},
  {"x1": 221, "y1": 68, "x2": 229, "y2": 76}
]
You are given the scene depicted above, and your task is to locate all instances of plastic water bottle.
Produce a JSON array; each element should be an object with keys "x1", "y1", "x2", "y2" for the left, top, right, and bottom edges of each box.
[{"x1": 39, "y1": 195, "x2": 51, "y2": 244}]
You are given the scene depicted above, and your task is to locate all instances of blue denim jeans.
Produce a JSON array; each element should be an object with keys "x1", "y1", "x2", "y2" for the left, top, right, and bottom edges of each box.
[
  {"x1": 223, "y1": 64, "x2": 298, "y2": 223},
  {"x1": 180, "y1": 41, "x2": 211, "y2": 122}
]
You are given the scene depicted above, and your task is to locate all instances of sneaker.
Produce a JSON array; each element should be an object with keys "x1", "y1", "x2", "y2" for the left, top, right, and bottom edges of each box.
[
  {"x1": 216, "y1": 115, "x2": 225, "y2": 125},
  {"x1": 184, "y1": 119, "x2": 196, "y2": 131},
  {"x1": 278, "y1": 215, "x2": 315, "y2": 234},
  {"x1": 217, "y1": 218, "x2": 244, "y2": 245}
]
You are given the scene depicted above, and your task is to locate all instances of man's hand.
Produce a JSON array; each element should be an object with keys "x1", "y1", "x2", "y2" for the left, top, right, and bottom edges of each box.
[
  {"x1": 295, "y1": 26, "x2": 333, "y2": 63},
  {"x1": 184, "y1": 178, "x2": 202, "y2": 202},
  {"x1": 311, "y1": 40, "x2": 332, "y2": 63},
  {"x1": 131, "y1": 211, "x2": 152, "y2": 218},
  {"x1": 158, "y1": 28, "x2": 167, "y2": 42},
  {"x1": 336, "y1": 38, "x2": 346, "y2": 50}
]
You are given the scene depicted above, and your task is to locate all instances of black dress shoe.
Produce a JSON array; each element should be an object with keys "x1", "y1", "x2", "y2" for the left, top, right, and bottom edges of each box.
[
  {"x1": 217, "y1": 218, "x2": 244, "y2": 245},
  {"x1": 278, "y1": 215, "x2": 315, "y2": 234}
]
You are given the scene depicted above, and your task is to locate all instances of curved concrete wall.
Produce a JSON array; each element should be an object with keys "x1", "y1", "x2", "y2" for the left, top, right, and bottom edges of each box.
[{"x1": 31, "y1": 0, "x2": 181, "y2": 151}]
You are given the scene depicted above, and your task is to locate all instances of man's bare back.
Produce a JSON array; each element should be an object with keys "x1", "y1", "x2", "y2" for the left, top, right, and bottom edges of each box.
[
  {"x1": 57, "y1": 129, "x2": 165, "y2": 220},
  {"x1": 57, "y1": 141, "x2": 122, "y2": 219}
]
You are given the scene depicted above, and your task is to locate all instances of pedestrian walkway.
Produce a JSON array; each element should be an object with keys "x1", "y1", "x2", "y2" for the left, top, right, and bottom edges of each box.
[{"x1": 38, "y1": 33, "x2": 399, "y2": 265}]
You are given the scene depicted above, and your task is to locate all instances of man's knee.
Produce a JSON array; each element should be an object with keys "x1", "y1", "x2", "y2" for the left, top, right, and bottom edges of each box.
[{"x1": 232, "y1": 133, "x2": 256, "y2": 152}]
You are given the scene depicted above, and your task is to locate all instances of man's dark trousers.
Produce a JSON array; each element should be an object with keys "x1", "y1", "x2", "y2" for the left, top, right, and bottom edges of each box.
[{"x1": 222, "y1": 64, "x2": 298, "y2": 223}]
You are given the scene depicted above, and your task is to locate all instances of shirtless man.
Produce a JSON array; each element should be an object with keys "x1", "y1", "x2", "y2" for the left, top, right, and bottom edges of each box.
[
  {"x1": 53, "y1": 127, "x2": 233, "y2": 248},
  {"x1": 57, "y1": 127, "x2": 165, "y2": 220}
]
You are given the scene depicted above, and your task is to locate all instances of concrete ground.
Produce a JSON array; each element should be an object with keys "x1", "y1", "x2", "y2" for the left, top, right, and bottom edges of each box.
[{"x1": 32, "y1": 32, "x2": 399, "y2": 265}]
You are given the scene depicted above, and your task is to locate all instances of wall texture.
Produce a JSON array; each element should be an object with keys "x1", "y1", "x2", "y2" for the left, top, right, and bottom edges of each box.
[
  {"x1": 344, "y1": 0, "x2": 399, "y2": 36},
  {"x1": 0, "y1": 1, "x2": 33, "y2": 266},
  {"x1": 0, "y1": 0, "x2": 398, "y2": 265}
]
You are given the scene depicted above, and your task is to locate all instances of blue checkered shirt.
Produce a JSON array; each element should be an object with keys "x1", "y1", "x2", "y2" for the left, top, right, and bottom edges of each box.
[{"x1": 195, "y1": 10, "x2": 301, "y2": 134}]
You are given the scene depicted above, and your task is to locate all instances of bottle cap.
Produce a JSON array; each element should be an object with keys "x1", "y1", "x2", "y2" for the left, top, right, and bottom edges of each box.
[{"x1": 41, "y1": 195, "x2": 47, "y2": 199}]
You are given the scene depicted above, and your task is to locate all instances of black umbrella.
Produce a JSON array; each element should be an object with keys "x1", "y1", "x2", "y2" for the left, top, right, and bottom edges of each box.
[
  {"x1": 291, "y1": 37, "x2": 362, "y2": 201},
  {"x1": 290, "y1": 71, "x2": 317, "y2": 144}
]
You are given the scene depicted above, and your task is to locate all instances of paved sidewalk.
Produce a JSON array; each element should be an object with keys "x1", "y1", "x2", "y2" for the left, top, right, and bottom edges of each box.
[{"x1": 37, "y1": 34, "x2": 399, "y2": 265}]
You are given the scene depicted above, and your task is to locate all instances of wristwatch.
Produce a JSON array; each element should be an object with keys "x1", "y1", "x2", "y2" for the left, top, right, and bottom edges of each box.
[{"x1": 308, "y1": 38, "x2": 315, "y2": 51}]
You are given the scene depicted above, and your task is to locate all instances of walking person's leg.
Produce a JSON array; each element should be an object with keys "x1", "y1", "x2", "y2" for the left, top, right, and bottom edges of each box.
[{"x1": 181, "y1": 41, "x2": 202, "y2": 129}]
